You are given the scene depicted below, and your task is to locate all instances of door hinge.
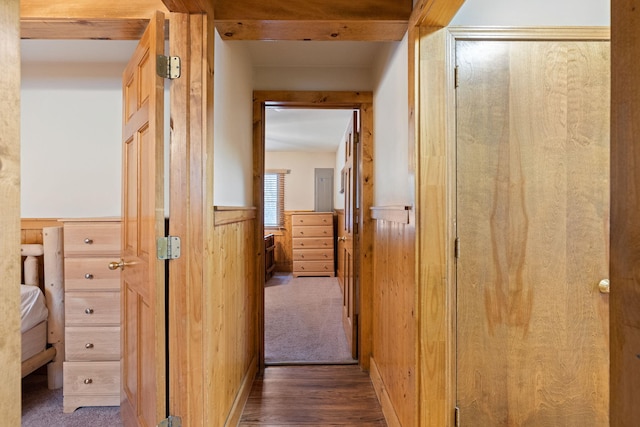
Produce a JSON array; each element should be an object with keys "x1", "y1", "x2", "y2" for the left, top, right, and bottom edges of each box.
[
  {"x1": 354, "y1": 222, "x2": 359, "y2": 235},
  {"x1": 354, "y1": 131, "x2": 360, "y2": 144},
  {"x1": 157, "y1": 236, "x2": 181, "y2": 260},
  {"x1": 157, "y1": 55, "x2": 181, "y2": 79},
  {"x1": 158, "y1": 415, "x2": 182, "y2": 427},
  {"x1": 454, "y1": 66, "x2": 459, "y2": 88},
  {"x1": 454, "y1": 237, "x2": 460, "y2": 259},
  {"x1": 454, "y1": 406, "x2": 460, "y2": 427}
]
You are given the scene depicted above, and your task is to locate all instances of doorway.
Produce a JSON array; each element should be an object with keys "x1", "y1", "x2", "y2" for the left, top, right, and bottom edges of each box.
[{"x1": 253, "y1": 91, "x2": 375, "y2": 370}]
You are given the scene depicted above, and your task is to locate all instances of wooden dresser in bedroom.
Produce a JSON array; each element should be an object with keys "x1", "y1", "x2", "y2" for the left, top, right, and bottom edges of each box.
[
  {"x1": 291, "y1": 212, "x2": 335, "y2": 277},
  {"x1": 60, "y1": 218, "x2": 121, "y2": 413}
]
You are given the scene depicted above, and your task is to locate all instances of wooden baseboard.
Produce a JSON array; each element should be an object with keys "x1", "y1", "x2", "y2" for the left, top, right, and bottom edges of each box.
[
  {"x1": 225, "y1": 355, "x2": 258, "y2": 426},
  {"x1": 370, "y1": 357, "x2": 402, "y2": 427}
]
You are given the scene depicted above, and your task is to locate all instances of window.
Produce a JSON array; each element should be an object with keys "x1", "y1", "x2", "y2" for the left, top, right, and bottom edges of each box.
[{"x1": 264, "y1": 171, "x2": 286, "y2": 228}]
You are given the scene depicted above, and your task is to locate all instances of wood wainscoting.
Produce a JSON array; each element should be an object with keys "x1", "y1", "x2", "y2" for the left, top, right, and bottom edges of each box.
[
  {"x1": 210, "y1": 206, "x2": 259, "y2": 426},
  {"x1": 370, "y1": 206, "x2": 416, "y2": 427},
  {"x1": 21, "y1": 218, "x2": 61, "y2": 244}
]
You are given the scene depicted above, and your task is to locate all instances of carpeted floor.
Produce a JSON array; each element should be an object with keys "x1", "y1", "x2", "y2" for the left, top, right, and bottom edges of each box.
[
  {"x1": 265, "y1": 273, "x2": 355, "y2": 364},
  {"x1": 22, "y1": 373, "x2": 121, "y2": 426}
]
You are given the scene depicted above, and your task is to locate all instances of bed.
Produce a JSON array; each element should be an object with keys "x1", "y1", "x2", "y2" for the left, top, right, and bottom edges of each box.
[{"x1": 20, "y1": 226, "x2": 64, "y2": 390}]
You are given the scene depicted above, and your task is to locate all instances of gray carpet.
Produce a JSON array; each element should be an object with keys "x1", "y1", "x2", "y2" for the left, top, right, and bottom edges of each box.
[
  {"x1": 22, "y1": 373, "x2": 121, "y2": 426},
  {"x1": 265, "y1": 273, "x2": 355, "y2": 364}
]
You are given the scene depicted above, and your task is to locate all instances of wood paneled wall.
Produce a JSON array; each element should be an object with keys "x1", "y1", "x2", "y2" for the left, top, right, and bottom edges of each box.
[
  {"x1": 21, "y1": 218, "x2": 61, "y2": 244},
  {"x1": 269, "y1": 211, "x2": 294, "y2": 272},
  {"x1": 208, "y1": 207, "x2": 258, "y2": 426},
  {"x1": 370, "y1": 207, "x2": 416, "y2": 427},
  {"x1": 611, "y1": 1, "x2": 640, "y2": 424}
]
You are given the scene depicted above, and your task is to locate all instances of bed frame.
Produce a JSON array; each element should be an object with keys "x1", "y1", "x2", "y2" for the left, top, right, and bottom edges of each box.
[{"x1": 21, "y1": 226, "x2": 64, "y2": 389}]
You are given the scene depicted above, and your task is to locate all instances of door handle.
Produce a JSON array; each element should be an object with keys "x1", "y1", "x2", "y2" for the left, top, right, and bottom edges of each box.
[
  {"x1": 108, "y1": 259, "x2": 132, "y2": 271},
  {"x1": 598, "y1": 279, "x2": 610, "y2": 294},
  {"x1": 338, "y1": 236, "x2": 347, "y2": 242}
]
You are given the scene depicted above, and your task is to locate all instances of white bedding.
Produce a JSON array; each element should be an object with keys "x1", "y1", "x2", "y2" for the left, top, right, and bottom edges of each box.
[{"x1": 20, "y1": 284, "x2": 48, "y2": 333}]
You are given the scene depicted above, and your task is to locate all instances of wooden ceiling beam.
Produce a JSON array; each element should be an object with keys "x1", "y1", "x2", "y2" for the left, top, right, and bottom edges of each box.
[
  {"x1": 409, "y1": 0, "x2": 466, "y2": 29},
  {"x1": 20, "y1": 0, "x2": 169, "y2": 39},
  {"x1": 214, "y1": 0, "x2": 412, "y2": 41}
]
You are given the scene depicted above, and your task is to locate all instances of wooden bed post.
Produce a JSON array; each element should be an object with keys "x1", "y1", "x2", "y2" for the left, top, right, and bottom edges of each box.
[{"x1": 43, "y1": 226, "x2": 64, "y2": 389}]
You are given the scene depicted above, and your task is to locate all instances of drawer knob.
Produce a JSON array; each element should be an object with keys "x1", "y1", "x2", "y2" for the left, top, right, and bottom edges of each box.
[
  {"x1": 83, "y1": 378, "x2": 93, "y2": 385},
  {"x1": 84, "y1": 273, "x2": 94, "y2": 280},
  {"x1": 85, "y1": 308, "x2": 94, "y2": 315},
  {"x1": 84, "y1": 238, "x2": 93, "y2": 244},
  {"x1": 85, "y1": 343, "x2": 94, "y2": 349}
]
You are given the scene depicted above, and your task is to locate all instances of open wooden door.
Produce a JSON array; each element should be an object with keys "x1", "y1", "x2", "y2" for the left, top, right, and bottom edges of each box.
[
  {"x1": 455, "y1": 39, "x2": 610, "y2": 425},
  {"x1": 119, "y1": 11, "x2": 166, "y2": 427},
  {"x1": 340, "y1": 111, "x2": 359, "y2": 359}
]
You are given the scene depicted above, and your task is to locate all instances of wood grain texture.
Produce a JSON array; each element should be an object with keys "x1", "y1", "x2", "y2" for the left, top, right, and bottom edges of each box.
[
  {"x1": 214, "y1": 206, "x2": 257, "y2": 226},
  {"x1": 208, "y1": 218, "x2": 258, "y2": 427},
  {"x1": 20, "y1": 0, "x2": 169, "y2": 40},
  {"x1": 417, "y1": 27, "x2": 456, "y2": 427},
  {"x1": 372, "y1": 215, "x2": 417, "y2": 427},
  {"x1": 271, "y1": 212, "x2": 294, "y2": 272},
  {"x1": 456, "y1": 39, "x2": 610, "y2": 426},
  {"x1": 21, "y1": 218, "x2": 60, "y2": 244},
  {"x1": 168, "y1": 12, "x2": 214, "y2": 427},
  {"x1": 409, "y1": 0, "x2": 465, "y2": 28},
  {"x1": 0, "y1": 0, "x2": 21, "y2": 424},
  {"x1": 239, "y1": 365, "x2": 387, "y2": 426},
  {"x1": 611, "y1": 1, "x2": 640, "y2": 425}
]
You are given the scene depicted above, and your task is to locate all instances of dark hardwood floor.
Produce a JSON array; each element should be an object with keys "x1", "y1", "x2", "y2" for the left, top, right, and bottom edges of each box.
[{"x1": 239, "y1": 365, "x2": 387, "y2": 426}]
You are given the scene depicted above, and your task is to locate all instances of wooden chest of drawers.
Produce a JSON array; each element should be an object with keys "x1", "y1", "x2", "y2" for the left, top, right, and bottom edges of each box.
[
  {"x1": 61, "y1": 218, "x2": 121, "y2": 413},
  {"x1": 291, "y1": 213, "x2": 335, "y2": 277}
]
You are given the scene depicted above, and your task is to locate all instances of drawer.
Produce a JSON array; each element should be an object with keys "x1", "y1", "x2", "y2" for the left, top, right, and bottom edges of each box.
[
  {"x1": 66, "y1": 292, "x2": 120, "y2": 325},
  {"x1": 292, "y1": 237, "x2": 333, "y2": 249},
  {"x1": 66, "y1": 326, "x2": 120, "y2": 361},
  {"x1": 292, "y1": 249, "x2": 333, "y2": 261},
  {"x1": 291, "y1": 214, "x2": 333, "y2": 226},
  {"x1": 64, "y1": 222, "x2": 121, "y2": 256},
  {"x1": 294, "y1": 261, "x2": 335, "y2": 273},
  {"x1": 63, "y1": 361, "x2": 120, "y2": 395},
  {"x1": 65, "y1": 258, "x2": 120, "y2": 291},
  {"x1": 292, "y1": 226, "x2": 333, "y2": 238}
]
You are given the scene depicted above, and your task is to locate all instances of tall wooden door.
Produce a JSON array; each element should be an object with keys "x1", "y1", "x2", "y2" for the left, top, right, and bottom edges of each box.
[
  {"x1": 120, "y1": 11, "x2": 166, "y2": 427},
  {"x1": 456, "y1": 40, "x2": 610, "y2": 426},
  {"x1": 341, "y1": 111, "x2": 359, "y2": 359}
]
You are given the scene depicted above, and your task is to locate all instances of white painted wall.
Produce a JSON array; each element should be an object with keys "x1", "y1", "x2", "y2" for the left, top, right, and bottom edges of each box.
[
  {"x1": 265, "y1": 151, "x2": 336, "y2": 211},
  {"x1": 371, "y1": 34, "x2": 411, "y2": 207},
  {"x1": 254, "y1": 67, "x2": 373, "y2": 91},
  {"x1": 451, "y1": 0, "x2": 610, "y2": 26},
  {"x1": 214, "y1": 31, "x2": 254, "y2": 206},
  {"x1": 335, "y1": 134, "x2": 346, "y2": 210},
  {"x1": 21, "y1": 62, "x2": 126, "y2": 218}
]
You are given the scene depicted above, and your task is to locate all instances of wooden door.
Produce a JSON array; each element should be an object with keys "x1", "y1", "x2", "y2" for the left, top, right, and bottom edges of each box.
[
  {"x1": 341, "y1": 111, "x2": 358, "y2": 359},
  {"x1": 456, "y1": 40, "x2": 610, "y2": 426},
  {"x1": 120, "y1": 11, "x2": 166, "y2": 427}
]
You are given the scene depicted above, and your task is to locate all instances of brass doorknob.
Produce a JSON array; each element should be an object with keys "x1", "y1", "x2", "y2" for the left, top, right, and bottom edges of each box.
[
  {"x1": 338, "y1": 236, "x2": 347, "y2": 242},
  {"x1": 598, "y1": 279, "x2": 610, "y2": 294},
  {"x1": 108, "y1": 259, "x2": 130, "y2": 271}
]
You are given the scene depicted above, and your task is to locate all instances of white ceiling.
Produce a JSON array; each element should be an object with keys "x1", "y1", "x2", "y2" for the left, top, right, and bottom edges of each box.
[{"x1": 21, "y1": 38, "x2": 387, "y2": 153}]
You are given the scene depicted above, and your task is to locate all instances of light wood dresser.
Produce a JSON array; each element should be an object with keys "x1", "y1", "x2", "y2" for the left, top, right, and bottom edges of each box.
[
  {"x1": 291, "y1": 212, "x2": 335, "y2": 277},
  {"x1": 61, "y1": 218, "x2": 121, "y2": 413}
]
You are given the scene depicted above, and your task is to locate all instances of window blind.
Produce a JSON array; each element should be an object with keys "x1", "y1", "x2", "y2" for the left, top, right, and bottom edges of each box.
[{"x1": 264, "y1": 172, "x2": 285, "y2": 227}]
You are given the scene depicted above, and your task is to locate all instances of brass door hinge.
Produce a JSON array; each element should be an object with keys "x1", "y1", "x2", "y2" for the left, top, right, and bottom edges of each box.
[{"x1": 455, "y1": 406, "x2": 460, "y2": 427}]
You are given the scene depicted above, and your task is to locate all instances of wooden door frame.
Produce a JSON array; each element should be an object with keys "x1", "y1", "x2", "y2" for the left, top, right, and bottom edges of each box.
[
  {"x1": 253, "y1": 91, "x2": 374, "y2": 371},
  {"x1": 416, "y1": 26, "x2": 610, "y2": 426}
]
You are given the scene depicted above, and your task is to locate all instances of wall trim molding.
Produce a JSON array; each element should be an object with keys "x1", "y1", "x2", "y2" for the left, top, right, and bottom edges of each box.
[
  {"x1": 370, "y1": 205, "x2": 411, "y2": 224},
  {"x1": 447, "y1": 26, "x2": 610, "y2": 41},
  {"x1": 213, "y1": 206, "x2": 257, "y2": 226}
]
